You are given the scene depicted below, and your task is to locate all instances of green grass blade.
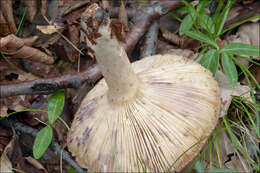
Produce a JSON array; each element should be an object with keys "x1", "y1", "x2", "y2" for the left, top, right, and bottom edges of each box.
[
  {"x1": 223, "y1": 116, "x2": 258, "y2": 168},
  {"x1": 215, "y1": 0, "x2": 235, "y2": 36},
  {"x1": 219, "y1": 15, "x2": 260, "y2": 36},
  {"x1": 16, "y1": 8, "x2": 27, "y2": 37}
]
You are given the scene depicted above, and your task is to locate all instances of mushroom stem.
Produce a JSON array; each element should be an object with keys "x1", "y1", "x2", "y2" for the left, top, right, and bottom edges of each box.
[{"x1": 89, "y1": 24, "x2": 139, "y2": 103}]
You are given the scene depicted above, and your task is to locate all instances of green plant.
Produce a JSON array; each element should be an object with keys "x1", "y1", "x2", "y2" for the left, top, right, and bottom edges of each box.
[
  {"x1": 175, "y1": 1, "x2": 260, "y2": 172},
  {"x1": 33, "y1": 89, "x2": 66, "y2": 159},
  {"x1": 178, "y1": 0, "x2": 260, "y2": 87}
]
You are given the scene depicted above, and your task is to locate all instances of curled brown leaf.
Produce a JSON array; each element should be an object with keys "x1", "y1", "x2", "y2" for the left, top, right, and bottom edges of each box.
[
  {"x1": 0, "y1": 0, "x2": 17, "y2": 33},
  {"x1": 0, "y1": 34, "x2": 54, "y2": 64}
]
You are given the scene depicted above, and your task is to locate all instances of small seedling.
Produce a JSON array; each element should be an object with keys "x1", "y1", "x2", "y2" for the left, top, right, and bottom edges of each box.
[{"x1": 33, "y1": 89, "x2": 65, "y2": 159}]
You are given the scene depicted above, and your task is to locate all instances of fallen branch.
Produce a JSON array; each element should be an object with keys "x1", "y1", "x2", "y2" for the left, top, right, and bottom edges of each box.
[
  {"x1": 123, "y1": 0, "x2": 184, "y2": 54},
  {"x1": 0, "y1": 64, "x2": 102, "y2": 98},
  {"x1": 0, "y1": 119, "x2": 85, "y2": 173},
  {"x1": 139, "y1": 20, "x2": 159, "y2": 58}
]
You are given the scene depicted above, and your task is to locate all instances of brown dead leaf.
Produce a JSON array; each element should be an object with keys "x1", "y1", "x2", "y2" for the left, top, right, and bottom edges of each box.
[
  {"x1": 25, "y1": 157, "x2": 48, "y2": 173},
  {"x1": 37, "y1": 24, "x2": 63, "y2": 35},
  {"x1": 215, "y1": 71, "x2": 251, "y2": 117},
  {"x1": 0, "y1": 0, "x2": 17, "y2": 33},
  {"x1": 25, "y1": 0, "x2": 37, "y2": 22},
  {"x1": 0, "y1": 34, "x2": 54, "y2": 64},
  {"x1": 0, "y1": 10, "x2": 11, "y2": 36},
  {"x1": 0, "y1": 132, "x2": 18, "y2": 173}
]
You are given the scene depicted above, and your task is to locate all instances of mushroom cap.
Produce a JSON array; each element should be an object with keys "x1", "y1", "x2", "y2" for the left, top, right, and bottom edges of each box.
[{"x1": 67, "y1": 54, "x2": 220, "y2": 172}]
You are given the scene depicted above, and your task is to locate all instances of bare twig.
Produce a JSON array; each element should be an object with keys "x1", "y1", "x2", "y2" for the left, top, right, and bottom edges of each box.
[
  {"x1": 0, "y1": 119, "x2": 85, "y2": 173},
  {"x1": 123, "y1": 0, "x2": 183, "y2": 54},
  {"x1": 0, "y1": 64, "x2": 102, "y2": 98}
]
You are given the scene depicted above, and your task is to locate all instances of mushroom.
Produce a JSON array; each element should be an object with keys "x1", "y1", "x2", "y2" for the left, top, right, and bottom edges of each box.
[{"x1": 67, "y1": 4, "x2": 220, "y2": 172}]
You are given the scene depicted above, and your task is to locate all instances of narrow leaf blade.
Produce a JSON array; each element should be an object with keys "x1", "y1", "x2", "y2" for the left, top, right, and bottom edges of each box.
[
  {"x1": 210, "y1": 168, "x2": 238, "y2": 173},
  {"x1": 222, "y1": 52, "x2": 238, "y2": 87},
  {"x1": 200, "y1": 49, "x2": 219, "y2": 76},
  {"x1": 48, "y1": 90, "x2": 65, "y2": 124},
  {"x1": 33, "y1": 126, "x2": 53, "y2": 159},
  {"x1": 221, "y1": 43, "x2": 260, "y2": 57},
  {"x1": 183, "y1": 30, "x2": 218, "y2": 49}
]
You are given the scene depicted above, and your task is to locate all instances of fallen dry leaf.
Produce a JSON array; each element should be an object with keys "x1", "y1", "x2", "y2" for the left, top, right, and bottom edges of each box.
[
  {"x1": 215, "y1": 71, "x2": 251, "y2": 117},
  {"x1": 25, "y1": 157, "x2": 48, "y2": 173},
  {"x1": 0, "y1": 34, "x2": 54, "y2": 64},
  {"x1": 0, "y1": 132, "x2": 18, "y2": 173}
]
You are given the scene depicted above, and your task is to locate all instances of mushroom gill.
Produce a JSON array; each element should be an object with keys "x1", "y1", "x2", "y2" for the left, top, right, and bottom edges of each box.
[{"x1": 67, "y1": 4, "x2": 220, "y2": 172}]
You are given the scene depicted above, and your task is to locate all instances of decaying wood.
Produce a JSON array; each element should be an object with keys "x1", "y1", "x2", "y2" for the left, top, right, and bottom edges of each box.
[
  {"x1": 0, "y1": 64, "x2": 101, "y2": 98},
  {"x1": 0, "y1": 34, "x2": 54, "y2": 64}
]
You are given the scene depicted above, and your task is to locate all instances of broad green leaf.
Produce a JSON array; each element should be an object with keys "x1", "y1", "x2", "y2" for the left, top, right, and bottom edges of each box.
[
  {"x1": 183, "y1": 30, "x2": 219, "y2": 49},
  {"x1": 222, "y1": 53, "x2": 238, "y2": 87},
  {"x1": 200, "y1": 14, "x2": 215, "y2": 34},
  {"x1": 33, "y1": 126, "x2": 53, "y2": 159},
  {"x1": 200, "y1": 49, "x2": 219, "y2": 76},
  {"x1": 221, "y1": 43, "x2": 260, "y2": 57},
  {"x1": 210, "y1": 168, "x2": 238, "y2": 173},
  {"x1": 179, "y1": 13, "x2": 196, "y2": 35},
  {"x1": 48, "y1": 90, "x2": 65, "y2": 124},
  {"x1": 194, "y1": 161, "x2": 204, "y2": 173}
]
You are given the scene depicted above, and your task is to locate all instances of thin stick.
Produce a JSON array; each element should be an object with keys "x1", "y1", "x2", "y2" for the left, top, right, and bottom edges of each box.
[{"x1": 0, "y1": 64, "x2": 101, "y2": 98}]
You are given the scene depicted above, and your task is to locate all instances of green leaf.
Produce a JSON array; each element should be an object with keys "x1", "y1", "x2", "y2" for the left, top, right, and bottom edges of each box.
[
  {"x1": 183, "y1": 30, "x2": 219, "y2": 49},
  {"x1": 68, "y1": 167, "x2": 77, "y2": 173},
  {"x1": 210, "y1": 168, "x2": 238, "y2": 173},
  {"x1": 179, "y1": 13, "x2": 196, "y2": 35},
  {"x1": 33, "y1": 126, "x2": 53, "y2": 159},
  {"x1": 222, "y1": 53, "x2": 238, "y2": 87},
  {"x1": 219, "y1": 15, "x2": 260, "y2": 36},
  {"x1": 48, "y1": 90, "x2": 65, "y2": 124},
  {"x1": 221, "y1": 43, "x2": 260, "y2": 57},
  {"x1": 200, "y1": 49, "x2": 219, "y2": 76},
  {"x1": 200, "y1": 14, "x2": 215, "y2": 34}
]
